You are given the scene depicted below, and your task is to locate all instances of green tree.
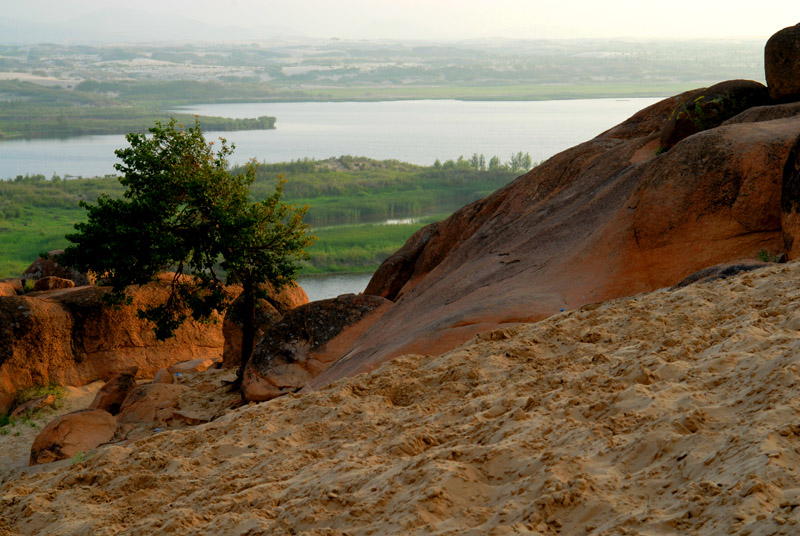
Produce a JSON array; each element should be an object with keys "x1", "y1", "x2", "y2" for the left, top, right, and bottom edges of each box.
[{"x1": 61, "y1": 119, "x2": 315, "y2": 385}]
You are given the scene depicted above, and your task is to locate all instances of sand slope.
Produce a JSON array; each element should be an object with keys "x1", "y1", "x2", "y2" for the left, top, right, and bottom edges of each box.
[{"x1": 3, "y1": 262, "x2": 800, "y2": 535}]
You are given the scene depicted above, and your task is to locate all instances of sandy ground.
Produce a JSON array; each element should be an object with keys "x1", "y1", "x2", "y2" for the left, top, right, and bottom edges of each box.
[
  {"x1": 4, "y1": 262, "x2": 800, "y2": 534},
  {"x1": 0, "y1": 382, "x2": 103, "y2": 472}
]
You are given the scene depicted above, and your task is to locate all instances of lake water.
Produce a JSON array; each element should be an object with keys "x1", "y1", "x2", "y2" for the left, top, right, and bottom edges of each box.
[
  {"x1": 297, "y1": 272, "x2": 374, "y2": 302},
  {"x1": 0, "y1": 98, "x2": 661, "y2": 179},
  {"x1": 1, "y1": 97, "x2": 662, "y2": 298}
]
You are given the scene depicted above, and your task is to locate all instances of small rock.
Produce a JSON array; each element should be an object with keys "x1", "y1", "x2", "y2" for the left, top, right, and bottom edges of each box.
[
  {"x1": 116, "y1": 383, "x2": 187, "y2": 425},
  {"x1": 32, "y1": 276, "x2": 75, "y2": 292},
  {"x1": 89, "y1": 366, "x2": 139, "y2": 415},
  {"x1": 152, "y1": 368, "x2": 174, "y2": 384}
]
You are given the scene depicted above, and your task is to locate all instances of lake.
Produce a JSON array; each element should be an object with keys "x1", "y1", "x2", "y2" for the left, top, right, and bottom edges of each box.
[
  {"x1": 0, "y1": 98, "x2": 661, "y2": 179},
  {"x1": 297, "y1": 272, "x2": 374, "y2": 302},
  {"x1": 1, "y1": 97, "x2": 662, "y2": 298}
]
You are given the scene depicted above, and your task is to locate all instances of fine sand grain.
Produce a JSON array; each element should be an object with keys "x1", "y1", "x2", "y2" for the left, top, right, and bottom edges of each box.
[{"x1": 3, "y1": 262, "x2": 800, "y2": 535}]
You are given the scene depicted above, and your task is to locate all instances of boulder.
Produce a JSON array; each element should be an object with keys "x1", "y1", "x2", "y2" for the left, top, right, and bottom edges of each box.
[
  {"x1": 0, "y1": 278, "x2": 225, "y2": 413},
  {"x1": 88, "y1": 366, "x2": 139, "y2": 415},
  {"x1": 313, "y1": 91, "x2": 800, "y2": 391},
  {"x1": 29, "y1": 409, "x2": 116, "y2": 465},
  {"x1": 243, "y1": 294, "x2": 392, "y2": 402},
  {"x1": 152, "y1": 369, "x2": 174, "y2": 384},
  {"x1": 660, "y1": 80, "x2": 769, "y2": 150},
  {"x1": 221, "y1": 282, "x2": 309, "y2": 368},
  {"x1": 116, "y1": 383, "x2": 187, "y2": 426},
  {"x1": 765, "y1": 23, "x2": 800, "y2": 102},
  {"x1": 22, "y1": 249, "x2": 92, "y2": 286},
  {"x1": 0, "y1": 279, "x2": 20, "y2": 297},
  {"x1": 32, "y1": 276, "x2": 75, "y2": 292}
]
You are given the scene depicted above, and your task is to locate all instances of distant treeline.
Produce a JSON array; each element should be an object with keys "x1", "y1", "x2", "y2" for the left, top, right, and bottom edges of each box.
[
  {"x1": 0, "y1": 155, "x2": 534, "y2": 276},
  {"x1": 0, "y1": 80, "x2": 275, "y2": 140}
]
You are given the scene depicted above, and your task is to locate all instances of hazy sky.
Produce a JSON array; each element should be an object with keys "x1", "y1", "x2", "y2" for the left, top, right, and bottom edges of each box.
[{"x1": 5, "y1": 0, "x2": 800, "y2": 41}]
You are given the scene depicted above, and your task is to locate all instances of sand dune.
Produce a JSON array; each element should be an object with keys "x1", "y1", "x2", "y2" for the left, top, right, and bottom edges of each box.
[{"x1": 3, "y1": 262, "x2": 800, "y2": 535}]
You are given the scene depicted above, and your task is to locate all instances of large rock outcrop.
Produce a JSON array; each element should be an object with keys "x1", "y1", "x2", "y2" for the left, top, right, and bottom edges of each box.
[
  {"x1": 243, "y1": 294, "x2": 391, "y2": 401},
  {"x1": 0, "y1": 278, "x2": 225, "y2": 413},
  {"x1": 312, "y1": 87, "x2": 800, "y2": 391},
  {"x1": 765, "y1": 22, "x2": 800, "y2": 102}
]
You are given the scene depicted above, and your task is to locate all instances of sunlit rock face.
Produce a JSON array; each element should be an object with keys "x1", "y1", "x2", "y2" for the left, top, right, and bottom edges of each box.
[{"x1": 314, "y1": 88, "x2": 800, "y2": 391}]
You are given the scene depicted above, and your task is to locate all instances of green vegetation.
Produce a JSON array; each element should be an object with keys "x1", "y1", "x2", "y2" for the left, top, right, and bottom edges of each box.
[
  {"x1": 0, "y1": 80, "x2": 275, "y2": 139},
  {"x1": 0, "y1": 154, "x2": 526, "y2": 278},
  {"x1": 0, "y1": 383, "x2": 66, "y2": 431},
  {"x1": 61, "y1": 121, "x2": 314, "y2": 384}
]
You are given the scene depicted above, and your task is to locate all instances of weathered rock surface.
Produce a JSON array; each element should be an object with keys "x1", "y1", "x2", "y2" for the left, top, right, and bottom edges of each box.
[
  {"x1": 22, "y1": 250, "x2": 92, "y2": 286},
  {"x1": 765, "y1": 22, "x2": 800, "y2": 102},
  {"x1": 782, "y1": 131, "x2": 800, "y2": 257},
  {"x1": 0, "y1": 279, "x2": 225, "y2": 413},
  {"x1": 152, "y1": 368, "x2": 174, "y2": 384},
  {"x1": 243, "y1": 294, "x2": 392, "y2": 401},
  {"x1": 0, "y1": 279, "x2": 20, "y2": 297},
  {"x1": 88, "y1": 366, "x2": 139, "y2": 415},
  {"x1": 116, "y1": 383, "x2": 188, "y2": 426},
  {"x1": 221, "y1": 282, "x2": 309, "y2": 368},
  {"x1": 29, "y1": 409, "x2": 116, "y2": 465},
  {"x1": 311, "y1": 91, "x2": 800, "y2": 391},
  {"x1": 32, "y1": 276, "x2": 75, "y2": 292},
  {"x1": 659, "y1": 80, "x2": 769, "y2": 150}
]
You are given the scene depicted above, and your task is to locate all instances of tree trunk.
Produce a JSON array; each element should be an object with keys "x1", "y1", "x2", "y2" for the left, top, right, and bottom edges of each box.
[{"x1": 236, "y1": 278, "x2": 257, "y2": 388}]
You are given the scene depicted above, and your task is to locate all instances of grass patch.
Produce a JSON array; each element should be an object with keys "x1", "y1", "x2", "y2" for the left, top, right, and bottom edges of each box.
[
  {"x1": 0, "y1": 157, "x2": 524, "y2": 278},
  {"x1": 0, "y1": 382, "x2": 66, "y2": 431}
]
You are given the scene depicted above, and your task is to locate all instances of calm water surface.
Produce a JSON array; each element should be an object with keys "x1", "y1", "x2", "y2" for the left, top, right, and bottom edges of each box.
[
  {"x1": 0, "y1": 98, "x2": 661, "y2": 179},
  {"x1": 297, "y1": 272, "x2": 373, "y2": 302},
  {"x1": 2, "y1": 98, "x2": 661, "y2": 297}
]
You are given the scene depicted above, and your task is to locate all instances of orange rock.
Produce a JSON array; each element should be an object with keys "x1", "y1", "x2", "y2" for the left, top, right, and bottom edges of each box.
[
  {"x1": 168, "y1": 357, "x2": 221, "y2": 374},
  {"x1": 88, "y1": 366, "x2": 139, "y2": 415},
  {"x1": 152, "y1": 369, "x2": 174, "y2": 384},
  {"x1": 0, "y1": 279, "x2": 225, "y2": 413},
  {"x1": 0, "y1": 279, "x2": 20, "y2": 297},
  {"x1": 29, "y1": 409, "x2": 116, "y2": 465},
  {"x1": 243, "y1": 294, "x2": 391, "y2": 402},
  {"x1": 32, "y1": 276, "x2": 75, "y2": 292},
  {"x1": 313, "y1": 91, "x2": 800, "y2": 392},
  {"x1": 116, "y1": 383, "x2": 187, "y2": 425}
]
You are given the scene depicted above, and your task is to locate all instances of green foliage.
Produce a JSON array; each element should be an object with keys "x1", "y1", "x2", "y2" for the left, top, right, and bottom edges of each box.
[
  {"x1": 0, "y1": 155, "x2": 525, "y2": 279},
  {"x1": 757, "y1": 249, "x2": 784, "y2": 263},
  {"x1": 0, "y1": 383, "x2": 65, "y2": 430},
  {"x1": 61, "y1": 120, "x2": 314, "y2": 345}
]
